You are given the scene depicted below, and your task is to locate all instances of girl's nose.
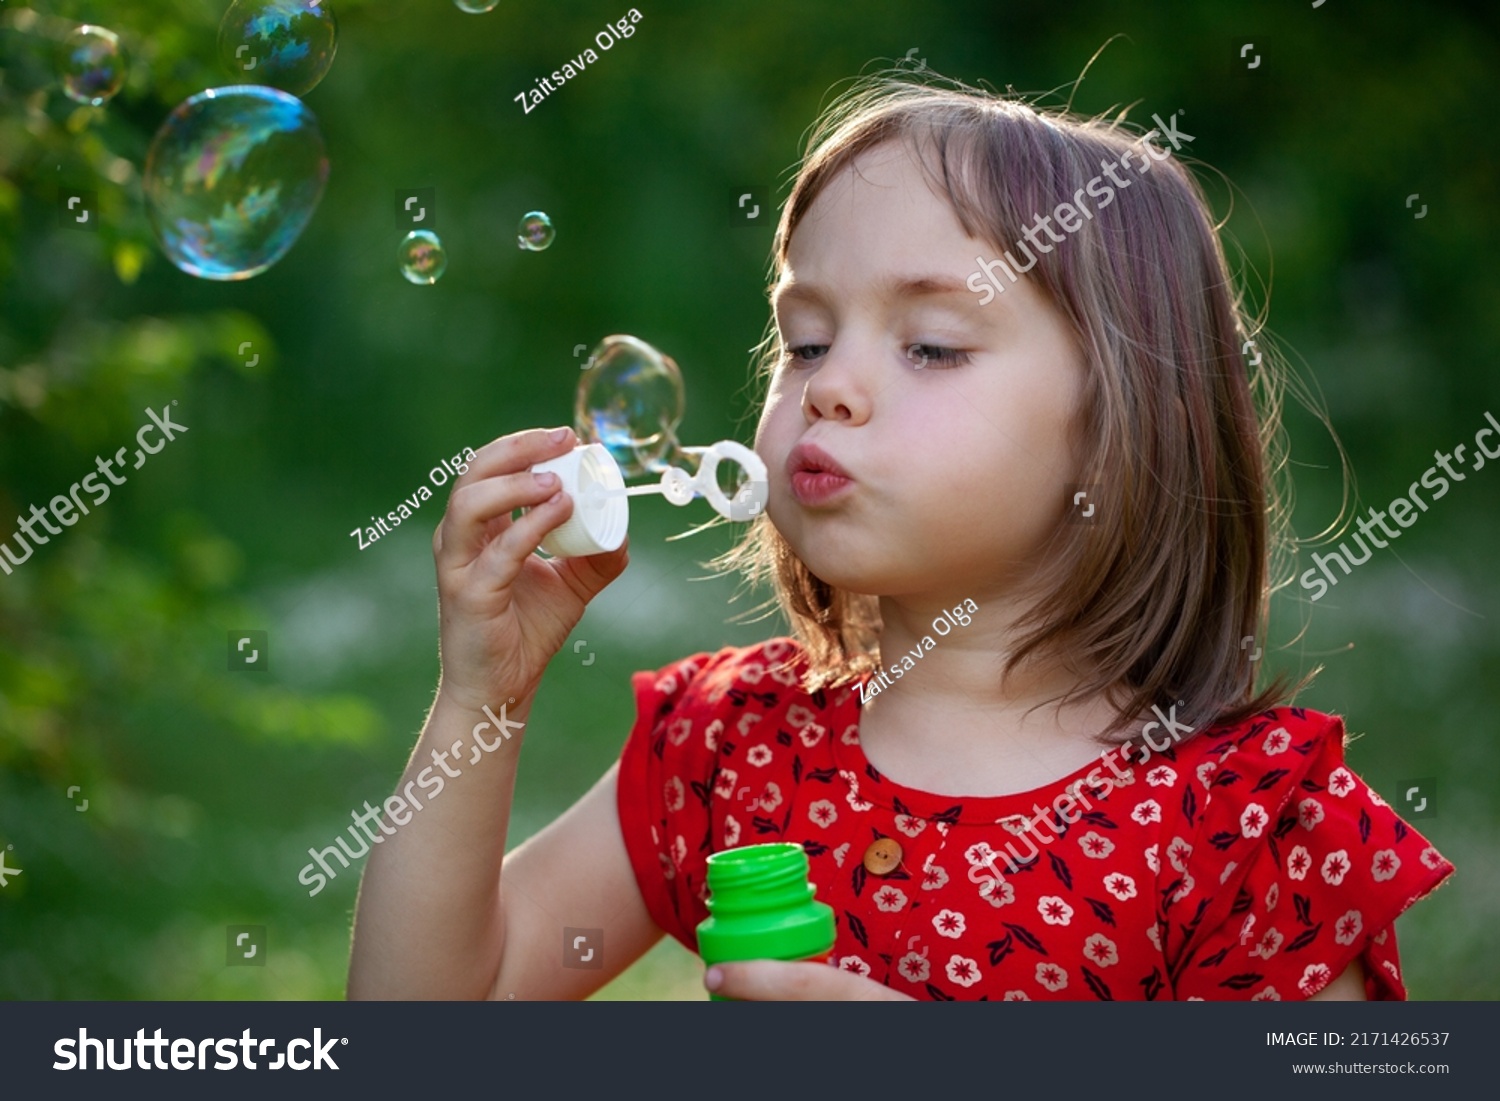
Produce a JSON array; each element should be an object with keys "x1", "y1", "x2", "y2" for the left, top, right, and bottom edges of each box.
[{"x1": 802, "y1": 345, "x2": 872, "y2": 426}]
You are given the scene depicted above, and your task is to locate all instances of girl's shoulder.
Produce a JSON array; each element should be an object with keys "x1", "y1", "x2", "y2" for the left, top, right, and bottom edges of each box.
[
  {"x1": 1169, "y1": 704, "x2": 1345, "y2": 769},
  {"x1": 1151, "y1": 705, "x2": 1389, "y2": 858},
  {"x1": 1149, "y1": 706, "x2": 1454, "y2": 998},
  {"x1": 628, "y1": 637, "x2": 821, "y2": 724}
]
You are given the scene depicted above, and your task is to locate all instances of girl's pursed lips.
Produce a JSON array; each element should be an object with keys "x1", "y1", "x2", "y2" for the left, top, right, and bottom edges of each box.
[
  {"x1": 786, "y1": 442, "x2": 855, "y2": 506},
  {"x1": 786, "y1": 441, "x2": 854, "y2": 481},
  {"x1": 790, "y1": 470, "x2": 854, "y2": 506}
]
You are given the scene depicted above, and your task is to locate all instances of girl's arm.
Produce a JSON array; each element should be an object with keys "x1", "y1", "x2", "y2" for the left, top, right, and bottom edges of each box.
[
  {"x1": 346, "y1": 426, "x2": 643, "y2": 999},
  {"x1": 347, "y1": 694, "x2": 662, "y2": 999}
]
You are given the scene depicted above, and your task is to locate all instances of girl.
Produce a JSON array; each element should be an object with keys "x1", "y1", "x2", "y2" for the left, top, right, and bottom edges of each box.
[{"x1": 347, "y1": 75, "x2": 1453, "y2": 1001}]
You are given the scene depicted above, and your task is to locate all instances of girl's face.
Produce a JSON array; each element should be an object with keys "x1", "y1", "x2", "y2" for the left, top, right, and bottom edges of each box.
[{"x1": 756, "y1": 141, "x2": 1088, "y2": 603}]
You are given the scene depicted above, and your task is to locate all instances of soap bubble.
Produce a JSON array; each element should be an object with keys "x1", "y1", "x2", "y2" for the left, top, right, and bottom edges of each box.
[
  {"x1": 399, "y1": 230, "x2": 447, "y2": 284},
  {"x1": 218, "y1": 0, "x2": 338, "y2": 96},
  {"x1": 517, "y1": 211, "x2": 555, "y2": 251},
  {"x1": 575, "y1": 336, "x2": 686, "y2": 477},
  {"x1": 454, "y1": 1, "x2": 502, "y2": 11},
  {"x1": 144, "y1": 86, "x2": 330, "y2": 281},
  {"x1": 59, "y1": 25, "x2": 127, "y2": 106}
]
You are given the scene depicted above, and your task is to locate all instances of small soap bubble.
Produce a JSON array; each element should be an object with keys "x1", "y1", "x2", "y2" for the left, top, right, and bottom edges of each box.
[
  {"x1": 218, "y1": 0, "x2": 338, "y2": 96},
  {"x1": 517, "y1": 211, "x2": 555, "y2": 252},
  {"x1": 59, "y1": 25, "x2": 127, "y2": 106},
  {"x1": 144, "y1": 86, "x2": 330, "y2": 281},
  {"x1": 575, "y1": 336, "x2": 686, "y2": 477},
  {"x1": 454, "y1": 0, "x2": 502, "y2": 11},
  {"x1": 399, "y1": 230, "x2": 447, "y2": 284}
]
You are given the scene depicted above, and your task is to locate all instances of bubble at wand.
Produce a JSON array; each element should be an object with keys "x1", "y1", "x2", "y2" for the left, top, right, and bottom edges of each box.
[{"x1": 528, "y1": 336, "x2": 769, "y2": 558}]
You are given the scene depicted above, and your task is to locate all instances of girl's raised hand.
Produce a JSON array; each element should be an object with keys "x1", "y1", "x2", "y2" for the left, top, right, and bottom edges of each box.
[{"x1": 432, "y1": 426, "x2": 629, "y2": 712}]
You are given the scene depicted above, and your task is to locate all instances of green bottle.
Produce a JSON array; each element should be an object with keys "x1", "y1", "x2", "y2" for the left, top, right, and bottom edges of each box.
[{"x1": 697, "y1": 842, "x2": 837, "y2": 1001}]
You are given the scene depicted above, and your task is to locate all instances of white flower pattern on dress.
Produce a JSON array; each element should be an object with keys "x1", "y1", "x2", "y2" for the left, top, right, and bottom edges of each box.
[
  {"x1": 1083, "y1": 933, "x2": 1118, "y2": 967},
  {"x1": 1334, "y1": 909, "x2": 1363, "y2": 946},
  {"x1": 1078, "y1": 831, "x2": 1115, "y2": 858},
  {"x1": 1240, "y1": 803, "x2": 1268, "y2": 838},
  {"x1": 1298, "y1": 963, "x2": 1332, "y2": 997},
  {"x1": 1321, "y1": 849, "x2": 1351, "y2": 886},
  {"x1": 1252, "y1": 927, "x2": 1283, "y2": 960},
  {"x1": 1166, "y1": 837, "x2": 1192, "y2": 873},
  {"x1": 945, "y1": 955, "x2": 981, "y2": 987},
  {"x1": 933, "y1": 909, "x2": 966, "y2": 938},
  {"x1": 1038, "y1": 896, "x2": 1074, "y2": 926},
  {"x1": 895, "y1": 814, "x2": 926, "y2": 837},
  {"x1": 1298, "y1": 798, "x2": 1324, "y2": 830},
  {"x1": 979, "y1": 876, "x2": 1016, "y2": 908},
  {"x1": 897, "y1": 952, "x2": 930, "y2": 983},
  {"x1": 1035, "y1": 962, "x2": 1068, "y2": 992},
  {"x1": 1132, "y1": 799, "x2": 1162, "y2": 826}
]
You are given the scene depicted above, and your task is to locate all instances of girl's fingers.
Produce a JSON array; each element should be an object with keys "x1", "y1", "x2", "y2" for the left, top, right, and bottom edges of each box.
[
  {"x1": 438, "y1": 470, "x2": 567, "y2": 567},
  {"x1": 469, "y1": 489, "x2": 578, "y2": 590},
  {"x1": 704, "y1": 959, "x2": 912, "y2": 1001},
  {"x1": 455, "y1": 426, "x2": 577, "y2": 491},
  {"x1": 551, "y1": 537, "x2": 630, "y2": 603}
]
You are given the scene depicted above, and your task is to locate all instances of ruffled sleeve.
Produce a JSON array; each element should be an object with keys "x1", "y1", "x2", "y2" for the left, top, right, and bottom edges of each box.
[
  {"x1": 1158, "y1": 709, "x2": 1454, "y2": 1001},
  {"x1": 615, "y1": 647, "x2": 745, "y2": 952}
]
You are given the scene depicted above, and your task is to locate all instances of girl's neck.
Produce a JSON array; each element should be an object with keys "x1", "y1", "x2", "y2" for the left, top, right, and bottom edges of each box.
[{"x1": 859, "y1": 594, "x2": 1123, "y2": 798}]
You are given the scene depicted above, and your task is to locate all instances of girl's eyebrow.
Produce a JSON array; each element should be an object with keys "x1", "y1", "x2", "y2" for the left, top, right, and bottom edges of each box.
[
  {"x1": 771, "y1": 274, "x2": 971, "y2": 310},
  {"x1": 770, "y1": 280, "x2": 828, "y2": 311},
  {"x1": 879, "y1": 274, "x2": 971, "y2": 299}
]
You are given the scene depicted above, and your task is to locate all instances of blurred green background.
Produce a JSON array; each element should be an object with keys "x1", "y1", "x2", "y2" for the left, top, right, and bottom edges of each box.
[{"x1": 1, "y1": 0, "x2": 1495, "y2": 1000}]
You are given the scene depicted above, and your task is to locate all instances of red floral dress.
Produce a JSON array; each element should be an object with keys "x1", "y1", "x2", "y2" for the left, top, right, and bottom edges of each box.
[{"x1": 616, "y1": 640, "x2": 1454, "y2": 1000}]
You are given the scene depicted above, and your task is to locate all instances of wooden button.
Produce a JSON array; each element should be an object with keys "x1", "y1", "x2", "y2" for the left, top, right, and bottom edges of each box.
[{"x1": 863, "y1": 838, "x2": 902, "y2": 875}]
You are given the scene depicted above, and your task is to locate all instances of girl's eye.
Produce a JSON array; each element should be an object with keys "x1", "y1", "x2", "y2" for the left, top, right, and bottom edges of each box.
[
  {"x1": 905, "y1": 344, "x2": 969, "y2": 369},
  {"x1": 782, "y1": 343, "x2": 828, "y2": 366}
]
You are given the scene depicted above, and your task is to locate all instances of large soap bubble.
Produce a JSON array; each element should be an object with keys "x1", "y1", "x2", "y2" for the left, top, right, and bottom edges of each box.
[
  {"x1": 575, "y1": 336, "x2": 686, "y2": 478},
  {"x1": 59, "y1": 25, "x2": 127, "y2": 106},
  {"x1": 144, "y1": 86, "x2": 329, "y2": 281},
  {"x1": 218, "y1": 0, "x2": 338, "y2": 96}
]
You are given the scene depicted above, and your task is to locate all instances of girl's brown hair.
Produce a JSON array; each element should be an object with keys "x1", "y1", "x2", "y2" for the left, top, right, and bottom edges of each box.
[{"x1": 718, "y1": 73, "x2": 1306, "y2": 740}]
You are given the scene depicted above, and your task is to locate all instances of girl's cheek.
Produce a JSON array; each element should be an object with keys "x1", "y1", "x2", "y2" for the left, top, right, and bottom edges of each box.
[{"x1": 756, "y1": 388, "x2": 794, "y2": 442}]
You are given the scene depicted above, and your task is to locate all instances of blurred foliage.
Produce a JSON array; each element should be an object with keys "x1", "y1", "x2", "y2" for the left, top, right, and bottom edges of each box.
[{"x1": 1, "y1": 0, "x2": 1497, "y2": 999}]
